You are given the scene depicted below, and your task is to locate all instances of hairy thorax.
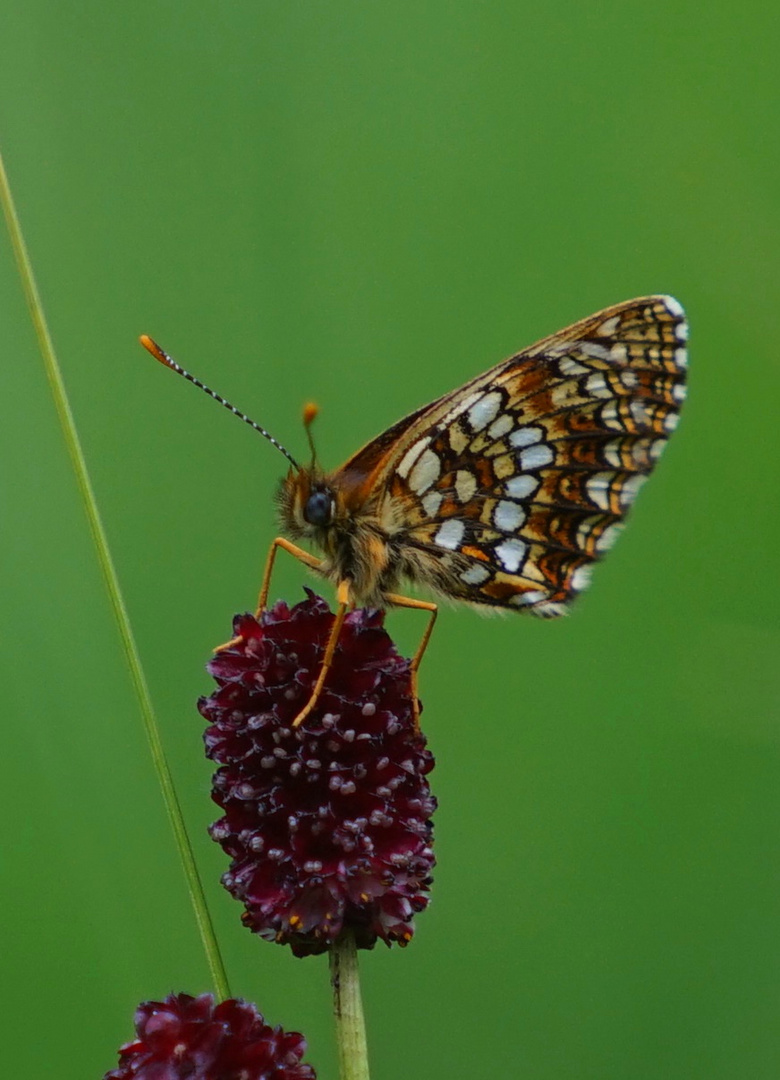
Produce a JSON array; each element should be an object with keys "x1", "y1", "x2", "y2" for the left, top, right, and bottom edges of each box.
[{"x1": 277, "y1": 466, "x2": 402, "y2": 607}]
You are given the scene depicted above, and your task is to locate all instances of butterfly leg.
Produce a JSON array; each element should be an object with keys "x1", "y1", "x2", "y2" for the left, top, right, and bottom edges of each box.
[
  {"x1": 256, "y1": 536, "x2": 324, "y2": 614},
  {"x1": 214, "y1": 537, "x2": 324, "y2": 653},
  {"x1": 384, "y1": 593, "x2": 438, "y2": 730},
  {"x1": 292, "y1": 578, "x2": 351, "y2": 728}
]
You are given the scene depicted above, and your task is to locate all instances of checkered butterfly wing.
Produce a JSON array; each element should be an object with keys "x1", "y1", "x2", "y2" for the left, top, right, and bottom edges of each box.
[{"x1": 339, "y1": 295, "x2": 688, "y2": 616}]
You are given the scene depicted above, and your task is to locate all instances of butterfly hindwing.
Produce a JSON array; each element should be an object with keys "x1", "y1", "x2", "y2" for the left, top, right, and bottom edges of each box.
[{"x1": 369, "y1": 296, "x2": 688, "y2": 615}]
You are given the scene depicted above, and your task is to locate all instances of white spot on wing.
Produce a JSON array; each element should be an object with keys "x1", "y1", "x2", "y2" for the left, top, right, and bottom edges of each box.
[
  {"x1": 600, "y1": 400, "x2": 621, "y2": 429},
  {"x1": 585, "y1": 373, "x2": 612, "y2": 399},
  {"x1": 468, "y1": 391, "x2": 502, "y2": 432},
  {"x1": 434, "y1": 519, "x2": 465, "y2": 550},
  {"x1": 506, "y1": 474, "x2": 539, "y2": 499},
  {"x1": 580, "y1": 341, "x2": 610, "y2": 360},
  {"x1": 570, "y1": 564, "x2": 593, "y2": 592},
  {"x1": 597, "y1": 315, "x2": 620, "y2": 336},
  {"x1": 495, "y1": 537, "x2": 527, "y2": 572},
  {"x1": 630, "y1": 400, "x2": 650, "y2": 427},
  {"x1": 494, "y1": 500, "x2": 525, "y2": 532},
  {"x1": 542, "y1": 340, "x2": 574, "y2": 358},
  {"x1": 674, "y1": 347, "x2": 688, "y2": 369},
  {"x1": 409, "y1": 448, "x2": 441, "y2": 495},
  {"x1": 661, "y1": 295, "x2": 685, "y2": 318},
  {"x1": 509, "y1": 426, "x2": 543, "y2": 448},
  {"x1": 559, "y1": 357, "x2": 590, "y2": 375},
  {"x1": 421, "y1": 490, "x2": 444, "y2": 517},
  {"x1": 397, "y1": 437, "x2": 430, "y2": 479},
  {"x1": 586, "y1": 473, "x2": 613, "y2": 510},
  {"x1": 440, "y1": 391, "x2": 481, "y2": 428},
  {"x1": 519, "y1": 443, "x2": 554, "y2": 471},
  {"x1": 488, "y1": 413, "x2": 513, "y2": 439},
  {"x1": 576, "y1": 518, "x2": 596, "y2": 550},
  {"x1": 461, "y1": 563, "x2": 490, "y2": 585},
  {"x1": 621, "y1": 474, "x2": 647, "y2": 505},
  {"x1": 603, "y1": 439, "x2": 624, "y2": 468},
  {"x1": 534, "y1": 600, "x2": 568, "y2": 617},
  {"x1": 596, "y1": 522, "x2": 624, "y2": 552},
  {"x1": 510, "y1": 590, "x2": 548, "y2": 606}
]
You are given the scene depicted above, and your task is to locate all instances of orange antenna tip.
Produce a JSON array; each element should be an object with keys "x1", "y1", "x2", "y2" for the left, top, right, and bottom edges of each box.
[
  {"x1": 139, "y1": 334, "x2": 171, "y2": 367},
  {"x1": 302, "y1": 402, "x2": 320, "y2": 464}
]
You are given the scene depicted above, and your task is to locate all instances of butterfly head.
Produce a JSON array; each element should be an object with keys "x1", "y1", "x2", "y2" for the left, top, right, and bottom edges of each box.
[
  {"x1": 277, "y1": 465, "x2": 340, "y2": 541},
  {"x1": 276, "y1": 401, "x2": 347, "y2": 547}
]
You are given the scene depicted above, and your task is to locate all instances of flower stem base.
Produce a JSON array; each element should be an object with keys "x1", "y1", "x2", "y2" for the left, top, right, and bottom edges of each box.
[{"x1": 330, "y1": 931, "x2": 370, "y2": 1080}]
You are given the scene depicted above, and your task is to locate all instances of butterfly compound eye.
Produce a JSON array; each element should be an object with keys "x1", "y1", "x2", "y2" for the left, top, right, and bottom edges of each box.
[{"x1": 303, "y1": 490, "x2": 333, "y2": 527}]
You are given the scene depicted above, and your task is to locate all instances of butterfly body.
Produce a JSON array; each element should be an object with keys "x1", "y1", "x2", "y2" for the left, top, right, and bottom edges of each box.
[
  {"x1": 276, "y1": 294, "x2": 688, "y2": 617},
  {"x1": 278, "y1": 463, "x2": 466, "y2": 609}
]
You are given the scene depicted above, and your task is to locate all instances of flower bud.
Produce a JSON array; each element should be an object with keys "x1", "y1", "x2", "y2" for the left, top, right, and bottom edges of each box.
[{"x1": 104, "y1": 992, "x2": 315, "y2": 1079}]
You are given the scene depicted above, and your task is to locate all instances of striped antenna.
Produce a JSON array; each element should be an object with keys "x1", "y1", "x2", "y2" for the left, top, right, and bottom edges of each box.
[{"x1": 139, "y1": 335, "x2": 300, "y2": 470}]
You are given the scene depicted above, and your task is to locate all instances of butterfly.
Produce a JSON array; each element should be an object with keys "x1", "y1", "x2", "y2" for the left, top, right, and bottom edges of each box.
[{"x1": 141, "y1": 294, "x2": 687, "y2": 725}]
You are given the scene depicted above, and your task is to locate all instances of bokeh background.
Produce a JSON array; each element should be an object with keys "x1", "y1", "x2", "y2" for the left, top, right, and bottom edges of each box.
[{"x1": 2, "y1": 4, "x2": 778, "y2": 1077}]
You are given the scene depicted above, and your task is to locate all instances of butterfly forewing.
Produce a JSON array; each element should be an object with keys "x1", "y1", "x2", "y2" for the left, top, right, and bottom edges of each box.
[{"x1": 335, "y1": 295, "x2": 687, "y2": 616}]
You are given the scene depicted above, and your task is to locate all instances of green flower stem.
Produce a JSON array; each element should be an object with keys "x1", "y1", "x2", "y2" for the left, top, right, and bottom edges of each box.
[
  {"x1": 330, "y1": 931, "x2": 371, "y2": 1080},
  {"x1": 0, "y1": 145, "x2": 230, "y2": 1003}
]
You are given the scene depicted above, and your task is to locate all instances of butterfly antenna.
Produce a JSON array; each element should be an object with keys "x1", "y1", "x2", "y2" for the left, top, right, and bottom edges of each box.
[
  {"x1": 302, "y1": 401, "x2": 319, "y2": 466},
  {"x1": 139, "y1": 335, "x2": 300, "y2": 470}
]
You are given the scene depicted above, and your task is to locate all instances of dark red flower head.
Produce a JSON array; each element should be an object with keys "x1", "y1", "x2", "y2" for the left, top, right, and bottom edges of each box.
[
  {"x1": 103, "y1": 992, "x2": 315, "y2": 1079},
  {"x1": 200, "y1": 591, "x2": 436, "y2": 957}
]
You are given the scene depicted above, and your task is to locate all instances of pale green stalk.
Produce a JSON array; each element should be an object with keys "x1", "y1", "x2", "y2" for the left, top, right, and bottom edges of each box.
[
  {"x1": 330, "y1": 932, "x2": 371, "y2": 1080},
  {"x1": 0, "y1": 145, "x2": 230, "y2": 1002}
]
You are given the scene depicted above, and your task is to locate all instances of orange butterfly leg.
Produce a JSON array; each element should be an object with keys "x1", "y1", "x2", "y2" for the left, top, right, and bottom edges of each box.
[
  {"x1": 292, "y1": 578, "x2": 351, "y2": 728},
  {"x1": 255, "y1": 536, "x2": 324, "y2": 614},
  {"x1": 214, "y1": 537, "x2": 324, "y2": 653},
  {"x1": 384, "y1": 593, "x2": 438, "y2": 730}
]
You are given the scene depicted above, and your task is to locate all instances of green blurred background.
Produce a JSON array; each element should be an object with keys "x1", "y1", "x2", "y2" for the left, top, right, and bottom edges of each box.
[{"x1": 2, "y1": 3, "x2": 778, "y2": 1077}]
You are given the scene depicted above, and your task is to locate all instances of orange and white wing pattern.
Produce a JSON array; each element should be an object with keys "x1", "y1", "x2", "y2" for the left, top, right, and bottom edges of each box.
[{"x1": 378, "y1": 295, "x2": 688, "y2": 616}]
